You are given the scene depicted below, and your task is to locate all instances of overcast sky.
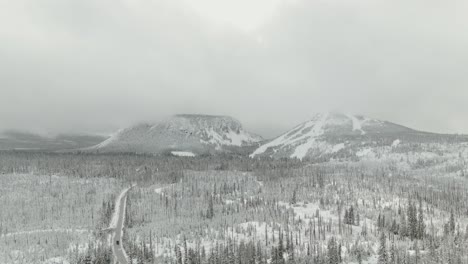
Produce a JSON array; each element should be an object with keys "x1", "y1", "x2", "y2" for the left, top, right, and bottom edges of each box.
[{"x1": 1, "y1": 0, "x2": 468, "y2": 138}]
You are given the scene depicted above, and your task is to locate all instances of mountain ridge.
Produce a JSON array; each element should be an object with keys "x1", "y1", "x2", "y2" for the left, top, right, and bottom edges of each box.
[
  {"x1": 250, "y1": 112, "x2": 468, "y2": 161},
  {"x1": 0, "y1": 130, "x2": 107, "y2": 151}
]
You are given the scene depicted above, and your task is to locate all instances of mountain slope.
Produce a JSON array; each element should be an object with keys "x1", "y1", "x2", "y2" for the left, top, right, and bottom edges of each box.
[
  {"x1": 89, "y1": 114, "x2": 262, "y2": 155},
  {"x1": 0, "y1": 131, "x2": 107, "y2": 151},
  {"x1": 250, "y1": 113, "x2": 468, "y2": 164}
]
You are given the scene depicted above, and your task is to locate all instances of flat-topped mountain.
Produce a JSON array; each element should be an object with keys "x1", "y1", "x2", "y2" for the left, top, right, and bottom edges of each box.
[{"x1": 88, "y1": 114, "x2": 262, "y2": 156}]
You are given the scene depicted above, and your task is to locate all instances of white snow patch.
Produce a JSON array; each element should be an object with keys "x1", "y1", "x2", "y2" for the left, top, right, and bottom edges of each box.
[
  {"x1": 44, "y1": 257, "x2": 70, "y2": 264},
  {"x1": 155, "y1": 183, "x2": 175, "y2": 194},
  {"x1": 356, "y1": 148, "x2": 374, "y2": 158},
  {"x1": 250, "y1": 114, "x2": 324, "y2": 157},
  {"x1": 201, "y1": 128, "x2": 259, "y2": 147},
  {"x1": 68, "y1": 242, "x2": 89, "y2": 254},
  {"x1": 256, "y1": 180, "x2": 264, "y2": 187},
  {"x1": 345, "y1": 114, "x2": 366, "y2": 135},
  {"x1": 250, "y1": 113, "x2": 329, "y2": 159},
  {"x1": 291, "y1": 138, "x2": 316, "y2": 160},
  {"x1": 249, "y1": 133, "x2": 289, "y2": 157},
  {"x1": 1, "y1": 228, "x2": 89, "y2": 238},
  {"x1": 332, "y1": 143, "x2": 345, "y2": 153},
  {"x1": 225, "y1": 199, "x2": 235, "y2": 205},
  {"x1": 392, "y1": 139, "x2": 401, "y2": 147},
  {"x1": 290, "y1": 113, "x2": 329, "y2": 160},
  {"x1": 225, "y1": 130, "x2": 255, "y2": 146},
  {"x1": 171, "y1": 151, "x2": 196, "y2": 157}
]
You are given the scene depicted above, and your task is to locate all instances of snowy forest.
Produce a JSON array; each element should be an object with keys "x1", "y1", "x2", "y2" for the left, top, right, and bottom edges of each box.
[{"x1": 1, "y1": 151, "x2": 468, "y2": 264}]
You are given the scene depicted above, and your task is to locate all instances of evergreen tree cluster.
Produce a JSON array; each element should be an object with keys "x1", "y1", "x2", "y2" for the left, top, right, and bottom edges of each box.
[{"x1": 343, "y1": 206, "x2": 357, "y2": 226}]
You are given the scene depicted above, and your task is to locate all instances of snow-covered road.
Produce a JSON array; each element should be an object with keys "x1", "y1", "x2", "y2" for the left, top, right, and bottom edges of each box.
[{"x1": 110, "y1": 185, "x2": 134, "y2": 264}]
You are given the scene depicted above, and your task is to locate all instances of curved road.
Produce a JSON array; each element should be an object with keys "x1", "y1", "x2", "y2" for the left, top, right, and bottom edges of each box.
[{"x1": 111, "y1": 186, "x2": 134, "y2": 264}]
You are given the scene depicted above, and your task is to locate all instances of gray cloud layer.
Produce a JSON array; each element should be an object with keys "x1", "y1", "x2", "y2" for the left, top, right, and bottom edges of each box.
[{"x1": 1, "y1": 0, "x2": 468, "y2": 138}]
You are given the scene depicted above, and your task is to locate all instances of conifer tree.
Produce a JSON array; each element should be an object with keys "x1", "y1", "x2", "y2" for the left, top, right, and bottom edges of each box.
[
  {"x1": 390, "y1": 219, "x2": 398, "y2": 235},
  {"x1": 389, "y1": 238, "x2": 396, "y2": 264},
  {"x1": 449, "y1": 209, "x2": 456, "y2": 235},
  {"x1": 288, "y1": 238, "x2": 295, "y2": 264},
  {"x1": 378, "y1": 232, "x2": 388, "y2": 264},
  {"x1": 207, "y1": 195, "x2": 215, "y2": 219},
  {"x1": 175, "y1": 245, "x2": 183, "y2": 264},
  {"x1": 399, "y1": 212, "x2": 407, "y2": 237},
  {"x1": 290, "y1": 188, "x2": 297, "y2": 205},
  {"x1": 357, "y1": 251, "x2": 362, "y2": 264},
  {"x1": 184, "y1": 236, "x2": 188, "y2": 264},
  {"x1": 407, "y1": 201, "x2": 417, "y2": 240},
  {"x1": 417, "y1": 199, "x2": 425, "y2": 240},
  {"x1": 271, "y1": 246, "x2": 278, "y2": 264},
  {"x1": 327, "y1": 237, "x2": 338, "y2": 264},
  {"x1": 278, "y1": 230, "x2": 285, "y2": 264}
]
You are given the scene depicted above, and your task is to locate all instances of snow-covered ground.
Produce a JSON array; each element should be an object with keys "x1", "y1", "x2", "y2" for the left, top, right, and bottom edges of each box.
[
  {"x1": 0, "y1": 173, "x2": 122, "y2": 264},
  {"x1": 171, "y1": 151, "x2": 196, "y2": 157},
  {"x1": 1, "y1": 228, "x2": 90, "y2": 238}
]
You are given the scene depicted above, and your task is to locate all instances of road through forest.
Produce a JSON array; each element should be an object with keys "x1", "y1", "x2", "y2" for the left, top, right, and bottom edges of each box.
[{"x1": 111, "y1": 186, "x2": 133, "y2": 264}]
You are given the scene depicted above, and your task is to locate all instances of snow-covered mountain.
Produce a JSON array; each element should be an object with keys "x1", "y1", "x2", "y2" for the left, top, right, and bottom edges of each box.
[
  {"x1": 250, "y1": 113, "x2": 468, "y2": 164},
  {"x1": 88, "y1": 114, "x2": 262, "y2": 156}
]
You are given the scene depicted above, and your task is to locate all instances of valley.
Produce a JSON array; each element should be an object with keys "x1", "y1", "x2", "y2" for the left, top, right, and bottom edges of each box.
[{"x1": 1, "y1": 113, "x2": 468, "y2": 264}]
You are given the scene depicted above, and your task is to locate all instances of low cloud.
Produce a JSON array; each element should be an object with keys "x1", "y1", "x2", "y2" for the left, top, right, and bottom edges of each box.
[{"x1": 1, "y1": 0, "x2": 467, "y2": 138}]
